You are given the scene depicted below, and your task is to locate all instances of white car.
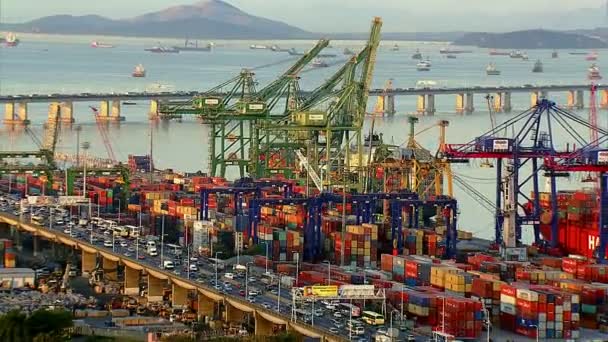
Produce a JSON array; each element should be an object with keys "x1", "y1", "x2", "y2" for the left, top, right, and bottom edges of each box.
[
  {"x1": 104, "y1": 240, "x2": 113, "y2": 247},
  {"x1": 120, "y1": 241, "x2": 128, "y2": 247},
  {"x1": 189, "y1": 264, "x2": 198, "y2": 271},
  {"x1": 333, "y1": 311, "x2": 342, "y2": 318},
  {"x1": 63, "y1": 228, "x2": 71, "y2": 234}
]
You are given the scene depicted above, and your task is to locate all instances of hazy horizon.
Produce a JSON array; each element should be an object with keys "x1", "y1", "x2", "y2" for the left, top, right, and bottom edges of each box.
[{"x1": 0, "y1": 0, "x2": 605, "y2": 32}]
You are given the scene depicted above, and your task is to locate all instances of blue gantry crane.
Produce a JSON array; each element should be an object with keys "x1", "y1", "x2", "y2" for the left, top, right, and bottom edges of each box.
[{"x1": 442, "y1": 99, "x2": 607, "y2": 253}]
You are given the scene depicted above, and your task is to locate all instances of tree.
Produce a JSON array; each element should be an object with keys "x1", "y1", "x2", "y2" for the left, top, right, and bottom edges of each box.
[
  {"x1": 0, "y1": 310, "x2": 29, "y2": 342},
  {"x1": 26, "y1": 309, "x2": 73, "y2": 340}
]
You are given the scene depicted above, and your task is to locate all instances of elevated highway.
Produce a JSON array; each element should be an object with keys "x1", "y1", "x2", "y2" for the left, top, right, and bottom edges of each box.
[{"x1": 0, "y1": 212, "x2": 345, "y2": 341}]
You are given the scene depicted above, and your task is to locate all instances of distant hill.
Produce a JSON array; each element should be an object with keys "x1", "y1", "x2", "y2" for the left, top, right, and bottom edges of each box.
[
  {"x1": 0, "y1": 0, "x2": 312, "y2": 39},
  {"x1": 453, "y1": 29, "x2": 608, "y2": 49}
]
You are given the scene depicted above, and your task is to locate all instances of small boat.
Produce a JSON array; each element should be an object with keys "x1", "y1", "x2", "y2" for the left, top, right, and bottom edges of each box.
[
  {"x1": 486, "y1": 63, "x2": 501, "y2": 75},
  {"x1": 569, "y1": 51, "x2": 587, "y2": 55},
  {"x1": 144, "y1": 45, "x2": 179, "y2": 53},
  {"x1": 551, "y1": 50, "x2": 558, "y2": 58},
  {"x1": 287, "y1": 48, "x2": 304, "y2": 56},
  {"x1": 411, "y1": 49, "x2": 423, "y2": 60},
  {"x1": 343, "y1": 48, "x2": 355, "y2": 55},
  {"x1": 132, "y1": 64, "x2": 146, "y2": 78},
  {"x1": 4, "y1": 32, "x2": 19, "y2": 47},
  {"x1": 250, "y1": 44, "x2": 268, "y2": 50},
  {"x1": 588, "y1": 63, "x2": 602, "y2": 80},
  {"x1": 91, "y1": 41, "x2": 114, "y2": 48},
  {"x1": 318, "y1": 53, "x2": 337, "y2": 58},
  {"x1": 439, "y1": 47, "x2": 472, "y2": 54},
  {"x1": 416, "y1": 60, "x2": 431, "y2": 71},
  {"x1": 532, "y1": 59, "x2": 543, "y2": 73},
  {"x1": 489, "y1": 49, "x2": 510, "y2": 56},
  {"x1": 509, "y1": 50, "x2": 524, "y2": 58},
  {"x1": 586, "y1": 52, "x2": 598, "y2": 61},
  {"x1": 312, "y1": 59, "x2": 329, "y2": 68},
  {"x1": 522, "y1": 53, "x2": 529, "y2": 61},
  {"x1": 446, "y1": 54, "x2": 457, "y2": 59},
  {"x1": 391, "y1": 44, "x2": 399, "y2": 51},
  {"x1": 122, "y1": 101, "x2": 138, "y2": 105},
  {"x1": 173, "y1": 39, "x2": 212, "y2": 52}
]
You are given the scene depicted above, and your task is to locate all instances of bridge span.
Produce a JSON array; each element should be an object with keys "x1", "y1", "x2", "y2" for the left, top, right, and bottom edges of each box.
[
  {"x1": 0, "y1": 83, "x2": 603, "y2": 124},
  {"x1": 0, "y1": 212, "x2": 344, "y2": 341}
]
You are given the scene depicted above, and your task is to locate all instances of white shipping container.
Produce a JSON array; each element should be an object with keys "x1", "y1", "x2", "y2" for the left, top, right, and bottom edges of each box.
[
  {"x1": 516, "y1": 289, "x2": 538, "y2": 301},
  {"x1": 556, "y1": 313, "x2": 563, "y2": 322},
  {"x1": 538, "y1": 313, "x2": 546, "y2": 322},
  {"x1": 500, "y1": 294, "x2": 516, "y2": 305},
  {"x1": 571, "y1": 312, "x2": 579, "y2": 321},
  {"x1": 572, "y1": 330, "x2": 580, "y2": 339},
  {"x1": 538, "y1": 322, "x2": 546, "y2": 330},
  {"x1": 556, "y1": 305, "x2": 563, "y2": 314},
  {"x1": 547, "y1": 322, "x2": 555, "y2": 329},
  {"x1": 555, "y1": 322, "x2": 563, "y2": 330},
  {"x1": 538, "y1": 331, "x2": 546, "y2": 339},
  {"x1": 499, "y1": 302, "x2": 516, "y2": 315},
  {"x1": 571, "y1": 294, "x2": 580, "y2": 304},
  {"x1": 563, "y1": 302, "x2": 570, "y2": 311}
]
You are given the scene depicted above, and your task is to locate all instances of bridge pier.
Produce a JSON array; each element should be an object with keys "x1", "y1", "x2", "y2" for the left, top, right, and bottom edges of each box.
[
  {"x1": 172, "y1": 283, "x2": 189, "y2": 309},
  {"x1": 225, "y1": 301, "x2": 248, "y2": 323},
  {"x1": 601, "y1": 90, "x2": 608, "y2": 109},
  {"x1": 417, "y1": 94, "x2": 435, "y2": 115},
  {"x1": 60, "y1": 101, "x2": 75, "y2": 123},
  {"x1": 493, "y1": 93, "x2": 504, "y2": 113},
  {"x1": 102, "y1": 257, "x2": 118, "y2": 281},
  {"x1": 32, "y1": 235, "x2": 39, "y2": 257},
  {"x1": 147, "y1": 274, "x2": 166, "y2": 303},
  {"x1": 81, "y1": 251, "x2": 97, "y2": 276},
  {"x1": 124, "y1": 266, "x2": 140, "y2": 296},
  {"x1": 567, "y1": 90, "x2": 585, "y2": 109},
  {"x1": 149, "y1": 99, "x2": 160, "y2": 120},
  {"x1": 455, "y1": 93, "x2": 465, "y2": 114},
  {"x1": 465, "y1": 93, "x2": 474, "y2": 114},
  {"x1": 98, "y1": 100, "x2": 125, "y2": 122},
  {"x1": 531, "y1": 91, "x2": 541, "y2": 106},
  {"x1": 383, "y1": 94, "x2": 396, "y2": 115},
  {"x1": 197, "y1": 292, "x2": 217, "y2": 318},
  {"x1": 255, "y1": 312, "x2": 276, "y2": 336},
  {"x1": 503, "y1": 92, "x2": 512, "y2": 112},
  {"x1": 4, "y1": 102, "x2": 30, "y2": 125}
]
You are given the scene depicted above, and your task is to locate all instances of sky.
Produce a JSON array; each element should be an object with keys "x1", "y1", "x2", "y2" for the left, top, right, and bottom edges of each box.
[{"x1": 0, "y1": 0, "x2": 604, "y2": 32}]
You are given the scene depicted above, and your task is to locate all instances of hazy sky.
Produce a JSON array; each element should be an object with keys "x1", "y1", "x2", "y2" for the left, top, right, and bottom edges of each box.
[{"x1": 0, "y1": 0, "x2": 603, "y2": 31}]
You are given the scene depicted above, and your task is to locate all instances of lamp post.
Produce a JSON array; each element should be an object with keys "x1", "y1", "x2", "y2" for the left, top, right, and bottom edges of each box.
[
  {"x1": 214, "y1": 251, "x2": 223, "y2": 289},
  {"x1": 264, "y1": 242, "x2": 269, "y2": 274},
  {"x1": 117, "y1": 198, "x2": 121, "y2": 224},
  {"x1": 323, "y1": 261, "x2": 331, "y2": 285},
  {"x1": 348, "y1": 298, "x2": 353, "y2": 341},
  {"x1": 75, "y1": 125, "x2": 82, "y2": 167},
  {"x1": 277, "y1": 273, "x2": 282, "y2": 311},
  {"x1": 81, "y1": 142, "x2": 90, "y2": 198},
  {"x1": 389, "y1": 310, "x2": 399, "y2": 342},
  {"x1": 245, "y1": 262, "x2": 253, "y2": 300},
  {"x1": 529, "y1": 324, "x2": 539, "y2": 342},
  {"x1": 293, "y1": 252, "x2": 299, "y2": 286},
  {"x1": 160, "y1": 214, "x2": 165, "y2": 268}
]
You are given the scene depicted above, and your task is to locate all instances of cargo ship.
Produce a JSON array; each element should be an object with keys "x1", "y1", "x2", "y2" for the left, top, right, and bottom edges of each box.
[
  {"x1": 588, "y1": 63, "x2": 602, "y2": 80},
  {"x1": 532, "y1": 59, "x2": 543, "y2": 73},
  {"x1": 250, "y1": 44, "x2": 268, "y2": 50},
  {"x1": 416, "y1": 60, "x2": 431, "y2": 71},
  {"x1": 552, "y1": 50, "x2": 558, "y2": 58},
  {"x1": 391, "y1": 44, "x2": 399, "y2": 51},
  {"x1": 586, "y1": 52, "x2": 598, "y2": 61},
  {"x1": 489, "y1": 49, "x2": 510, "y2": 56},
  {"x1": 486, "y1": 63, "x2": 501, "y2": 75},
  {"x1": 311, "y1": 59, "x2": 329, "y2": 68},
  {"x1": 4, "y1": 32, "x2": 19, "y2": 47},
  {"x1": 509, "y1": 50, "x2": 524, "y2": 59},
  {"x1": 132, "y1": 64, "x2": 146, "y2": 78},
  {"x1": 411, "y1": 49, "x2": 422, "y2": 60},
  {"x1": 90, "y1": 41, "x2": 114, "y2": 48},
  {"x1": 172, "y1": 39, "x2": 212, "y2": 52},
  {"x1": 439, "y1": 47, "x2": 472, "y2": 54},
  {"x1": 144, "y1": 45, "x2": 179, "y2": 53}
]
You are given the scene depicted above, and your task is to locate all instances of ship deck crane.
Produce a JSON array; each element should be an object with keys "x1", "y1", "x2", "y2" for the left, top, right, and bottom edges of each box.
[{"x1": 442, "y1": 99, "x2": 607, "y2": 250}]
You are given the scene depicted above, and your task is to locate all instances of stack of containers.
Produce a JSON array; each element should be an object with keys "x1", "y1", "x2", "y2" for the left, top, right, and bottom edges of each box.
[
  {"x1": 554, "y1": 279, "x2": 606, "y2": 329},
  {"x1": 298, "y1": 271, "x2": 326, "y2": 286},
  {"x1": 436, "y1": 296, "x2": 484, "y2": 339},
  {"x1": 405, "y1": 289, "x2": 437, "y2": 325},
  {"x1": 471, "y1": 277, "x2": 504, "y2": 323},
  {"x1": 254, "y1": 255, "x2": 272, "y2": 270},
  {"x1": 500, "y1": 283, "x2": 581, "y2": 339},
  {"x1": 0, "y1": 239, "x2": 11, "y2": 268},
  {"x1": 430, "y1": 265, "x2": 460, "y2": 290},
  {"x1": 405, "y1": 257, "x2": 432, "y2": 286},
  {"x1": 444, "y1": 272, "x2": 474, "y2": 297},
  {"x1": 399, "y1": 228, "x2": 444, "y2": 258},
  {"x1": 562, "y1": 257, "x2": 589, "y2": 276},
  {"x1": 270, "y1": 229, "x2": 302, "y2": 262}
]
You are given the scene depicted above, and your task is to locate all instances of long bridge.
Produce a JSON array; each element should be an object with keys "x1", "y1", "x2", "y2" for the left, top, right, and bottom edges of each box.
[
  {"x1": 0, "y1": 212, "x2": 345, "y2": 341},
  {"x1": 0, "y1": 83, "x2": 603, "y2": 124}
]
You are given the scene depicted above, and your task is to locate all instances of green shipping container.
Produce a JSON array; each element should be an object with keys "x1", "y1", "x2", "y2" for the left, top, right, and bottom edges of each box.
[{"x1": 582, "y1": 304, "x2": 597, "y2": 314}]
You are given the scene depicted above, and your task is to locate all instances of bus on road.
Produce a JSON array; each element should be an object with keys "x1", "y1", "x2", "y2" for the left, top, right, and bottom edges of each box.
[{"x1": 362, "y1": 311, "x2": 384, "y2": 325}]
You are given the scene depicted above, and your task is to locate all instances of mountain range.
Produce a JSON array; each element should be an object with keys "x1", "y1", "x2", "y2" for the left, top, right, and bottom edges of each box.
[{"x1": 0, "y1": 0, "x2": 311, "y2": 39}]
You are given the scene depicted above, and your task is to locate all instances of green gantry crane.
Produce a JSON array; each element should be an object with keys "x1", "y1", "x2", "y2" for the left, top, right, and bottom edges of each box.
[
  {"x1": 252, "y1": 17, "x2": 383, "y2": 191},
  {"x1": 0, "y1": 107, "x2": 61, "y2": 191},
  {"x1": 159, "y1": 39, "x2": 330, "y2": 178}
]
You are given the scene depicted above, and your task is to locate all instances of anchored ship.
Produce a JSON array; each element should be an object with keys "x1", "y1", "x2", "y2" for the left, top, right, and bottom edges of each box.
[
  {"x1": 416, "y1": 60, "x2": 431, "y2": 71},
  {"x1": 132, "y1": 64, "x2": 146, "y2": 78},
  {"x1": 4, "y1": 32, "x2": 19, "y2": 47},
  {"x1": 532, "y1": 59, "x2": 543, "y2": 73},
  {"x1": 486, "y1": 63, "x2": 501, "y2": 76},
  {"x1": 588, "y1": 64, "x2": 602, "y2": 80},
  {"x1": 411, "y1": 49, "x2": 423, "y2": 60},
  {"x1": 172, "y1": 40, "x2": 213, "y2": 52},
  {"x1": 91, "y1": 41, "x2": 114, "y2": 48},
  {"x1": 145, "y1": 45, "x2": 179, "y2": 53}
]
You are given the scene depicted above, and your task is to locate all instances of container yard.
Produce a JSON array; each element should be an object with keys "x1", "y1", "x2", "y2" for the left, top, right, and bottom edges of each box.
[{"x1": 0, "y1": 15, "x2": 607, "y2": 342}]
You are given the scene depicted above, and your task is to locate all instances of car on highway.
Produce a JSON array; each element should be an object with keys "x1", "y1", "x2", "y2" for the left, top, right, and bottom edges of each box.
[
  {"x1": 329, "y1": 327, "x2": 339, "y2": 334},
  {"x1": 120, "y1": 240, "x2": 128, "y2": 247},
  {"x1": 333, "y1": 311, "x2": 343, "y2": 318},
  {"x1": 104, "y1": 240, "x2": 113, "y2": 247},
  {"x1": 248, "y1": 290, "x2": 259, "y2": 297},
  {"x1": 247, "y1": 297, "x2": 255, "y2": 303},
  {"x1": 239, "y1": 290, "x2": 246, "y2": 296},
  {"x1": 262, "y1": 303, "x2": 271, "y2": 309},
  {"x1": 406, "y1": 335, "x2": 416, "y2": 342},
  {"x1": 63, "y1": 228, "x2": 71, "y2": 234},
  {"x1": 163, "y1": 260, "x2": 175, "y2": 270},
  {"x1": 189, "y1": 264, "x2": 198, "y2": 272}
]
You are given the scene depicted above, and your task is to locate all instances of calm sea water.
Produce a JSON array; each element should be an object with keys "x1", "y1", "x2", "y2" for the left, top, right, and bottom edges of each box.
[{"x1": 0, "y1": 34, "x2": 605, "y2": 242}]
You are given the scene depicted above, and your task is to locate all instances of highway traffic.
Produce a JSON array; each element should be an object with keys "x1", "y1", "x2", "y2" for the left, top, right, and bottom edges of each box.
[{"x1": 0, "y1": 194, "x2": 426, "y2": 342}]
